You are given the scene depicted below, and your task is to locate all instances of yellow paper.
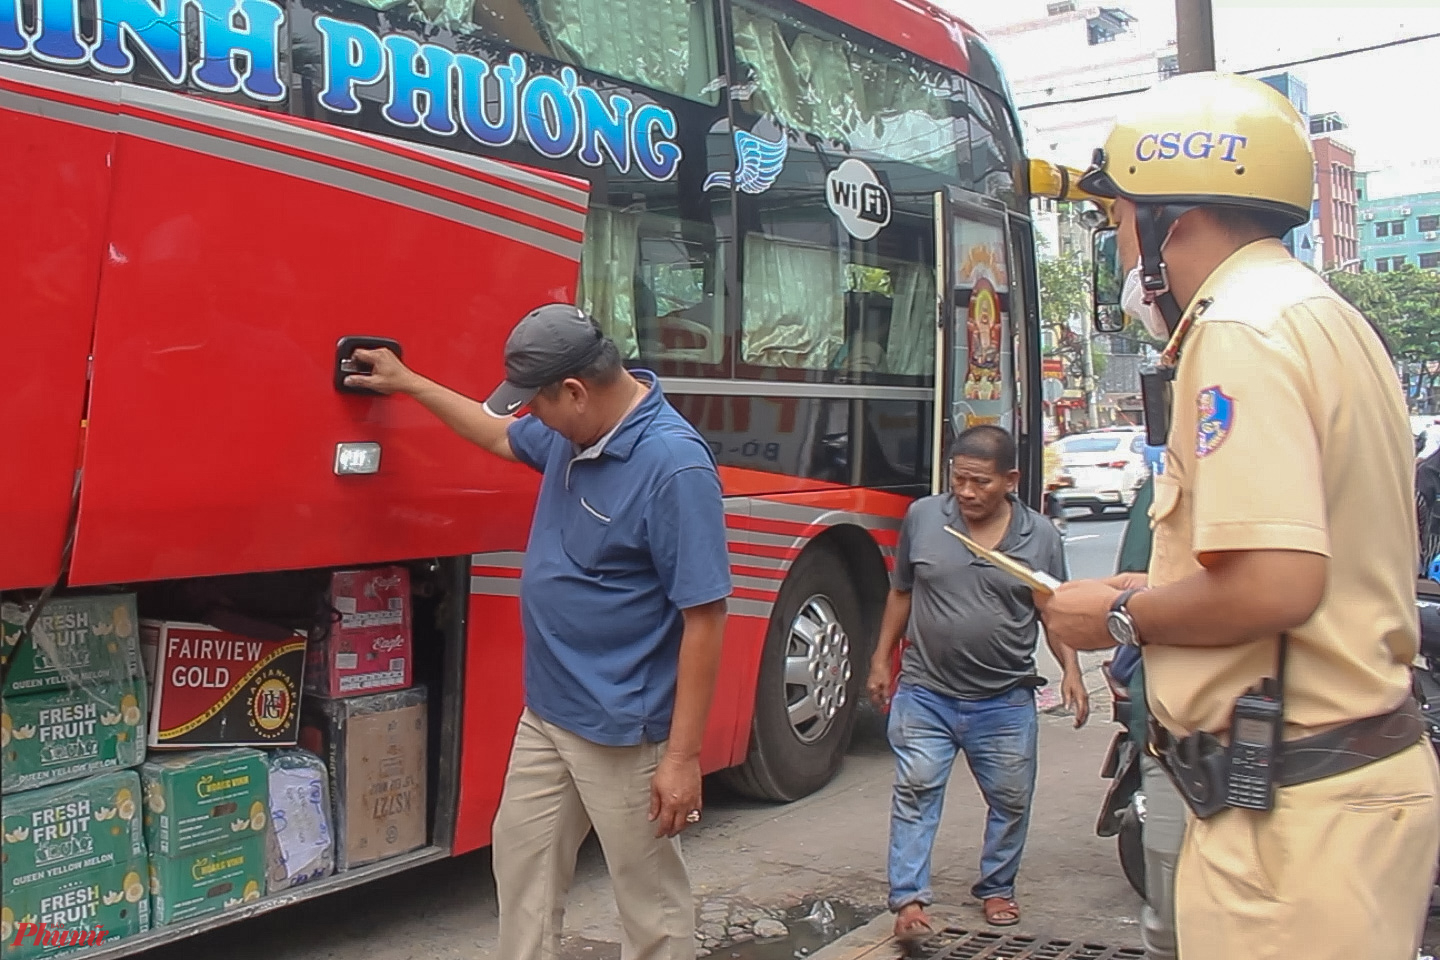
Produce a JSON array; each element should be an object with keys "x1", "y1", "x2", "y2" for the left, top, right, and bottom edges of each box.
[{"x1": 944, "y1": 525, "x2": 1061, "y2": 596}]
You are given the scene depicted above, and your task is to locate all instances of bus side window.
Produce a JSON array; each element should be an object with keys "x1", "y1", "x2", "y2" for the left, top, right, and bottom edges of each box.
[{"x1": 576, "y1": 206, "x2": 725, "y2": 370}]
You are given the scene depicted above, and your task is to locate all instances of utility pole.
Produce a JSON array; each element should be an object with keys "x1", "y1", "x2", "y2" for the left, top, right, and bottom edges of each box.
[
  {"x1": 1174, "y1": 0, "x2": 1216, "y2": 73},
  {"x1": 1082, "y1": 323, "x2": 1099, "y2": 428}
]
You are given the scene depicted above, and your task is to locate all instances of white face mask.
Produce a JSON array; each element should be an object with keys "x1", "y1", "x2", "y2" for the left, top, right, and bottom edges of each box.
[{"x1": 1121, "y1": 266, "x2": 1171, "y2": 340}]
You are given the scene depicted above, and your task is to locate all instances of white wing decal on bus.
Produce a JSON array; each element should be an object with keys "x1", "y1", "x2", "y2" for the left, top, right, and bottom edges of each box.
[{"x1": 704, "y1": 129, "x2": 788, "y2": 194}]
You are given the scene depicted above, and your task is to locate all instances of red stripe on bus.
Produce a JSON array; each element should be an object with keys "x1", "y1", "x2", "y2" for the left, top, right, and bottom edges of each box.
[
  {"x1": 733, "y1": 586, "x2": 779, "y2": 603},
  {"x1": 730, "y1": 564, "x2": 788, "y2": 581},
  {"x1": 726, "y1": 515, "x2": 811, "y2": 537},
  {"x1": 1, "y1": 77, "x2": 585, "y2": 244},
  {"x1": 729, "y1": 541, "x2": 801, "y2": 561},
  {"x1": 471, "y1": 565, "x2": 523, "y2": 578}
]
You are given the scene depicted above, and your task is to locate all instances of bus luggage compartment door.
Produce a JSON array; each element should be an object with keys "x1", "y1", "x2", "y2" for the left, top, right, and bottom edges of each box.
[
  {"x1": 67, "y1": 76, "x2": 589, "y2": 586},
  {"x1": 0, "y1": 65, "x2": 115, "y2": 590}
]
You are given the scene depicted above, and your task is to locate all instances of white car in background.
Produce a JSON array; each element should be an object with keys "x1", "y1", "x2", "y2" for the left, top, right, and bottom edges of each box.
[{"x1": 1050, "y1": 428, "x2": 1150, "y2": 517}]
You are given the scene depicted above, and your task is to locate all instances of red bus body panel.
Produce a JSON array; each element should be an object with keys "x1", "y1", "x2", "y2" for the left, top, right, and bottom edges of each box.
[
  {"x1": 0, "y1": 75, "x2": 112, "y2": 589},
  {"x1": 0, "y1": 69, "x2": 594, "y2": 587},
  {"x1": 794, "y1": 0, "x2": 974, "y2": 73}
]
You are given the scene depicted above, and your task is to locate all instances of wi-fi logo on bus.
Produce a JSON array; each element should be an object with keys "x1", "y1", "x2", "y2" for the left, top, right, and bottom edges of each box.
[{"x1": 826, "y1": 159, "x2": 891, "y2": 241}]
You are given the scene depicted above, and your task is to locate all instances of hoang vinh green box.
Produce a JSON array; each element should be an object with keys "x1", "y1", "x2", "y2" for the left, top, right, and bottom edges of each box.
[
  {"x1": 1, "y1": 681, "x2": 147, "y2": 794},
  {"x1": 148, "y1": 835, "x2": 267, "y2": 926},
  {"x1": 2, "y1": 770, "x2": 147, "y2": 896},
  {"x1": 141, "y1": 748, "x2": 270, "y2": 857},
  {"x1": 2, "y1": 594, "x2": 144, "y2": 696},
  {"x1": 0, "y1": 856, "x2": 150, "y2": 960}
]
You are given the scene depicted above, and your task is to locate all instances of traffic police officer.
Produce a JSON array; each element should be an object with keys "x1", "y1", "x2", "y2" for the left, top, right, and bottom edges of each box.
[{"x1": 1040, "y1": 72, "x2": 1440, "y2": 960}]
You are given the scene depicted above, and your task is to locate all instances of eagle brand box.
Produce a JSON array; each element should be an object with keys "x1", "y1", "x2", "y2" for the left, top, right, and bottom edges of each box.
[
  {"x1": 2, "y1": 771, "x2": 147, "y2": 895},
  {"x1": 2, "y1": 594, "x2": 144, "y2": 696},
  {"x1": 306, "y1": 567, "x2": 413, "y2": 699},
  {"x1": 148, "y1": 835, "x2": 266, "y2": 925},
  {"x1": 139, "y1": 620, "x2": 306, "y2": 748},
  {"x1": 140, "y1": 748, "x2": 270, "y2": 857},
  {"x1": 1, "y1": 683, "x2": 147, "y2": 794}
]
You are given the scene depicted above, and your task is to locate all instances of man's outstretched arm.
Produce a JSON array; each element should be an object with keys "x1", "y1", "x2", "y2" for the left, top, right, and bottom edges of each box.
[{"x1": 345, "y1": 347, "x2": 517, "y2": 462}]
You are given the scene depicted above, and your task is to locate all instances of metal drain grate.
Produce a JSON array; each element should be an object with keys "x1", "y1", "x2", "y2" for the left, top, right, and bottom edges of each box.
[{"x1": 901, "y1": 926, "x2": 1146, "y2": 960}]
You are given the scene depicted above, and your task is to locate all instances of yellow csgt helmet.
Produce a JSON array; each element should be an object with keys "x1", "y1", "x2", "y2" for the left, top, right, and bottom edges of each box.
[{"x1": 1078, "y1": 71, "x2": 1314, "y2": 230}]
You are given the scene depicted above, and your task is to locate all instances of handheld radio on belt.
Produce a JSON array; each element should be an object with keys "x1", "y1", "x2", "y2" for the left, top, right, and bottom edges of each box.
[
  {"x1": 1223, "y1": 638, "x2": 1287, "y2": 811},
  {"x1": 1153, "y1": 635, "x2": 1287, "y2": 819}
]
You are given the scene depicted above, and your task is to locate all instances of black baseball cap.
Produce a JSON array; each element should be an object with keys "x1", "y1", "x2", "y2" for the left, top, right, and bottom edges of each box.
[{"x1": 483, "y1": 304, "x2": 610, "y2": 417}]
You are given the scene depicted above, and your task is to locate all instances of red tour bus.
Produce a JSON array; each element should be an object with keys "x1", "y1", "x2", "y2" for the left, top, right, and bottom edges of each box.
[{"x1": 1, "y1": 0, "x2": 1096, "y2": 953}]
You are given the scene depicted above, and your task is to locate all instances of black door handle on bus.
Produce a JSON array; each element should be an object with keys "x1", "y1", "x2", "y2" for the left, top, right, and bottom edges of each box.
[{"x1": 335, "y1": 336, "x2": 403, "y2": 394}]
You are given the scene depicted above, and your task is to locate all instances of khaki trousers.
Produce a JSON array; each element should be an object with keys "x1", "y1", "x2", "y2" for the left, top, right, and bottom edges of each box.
[
  {"x1": 492, "y1": 708, "x2": 695, "y2": 960},
  {"x1": 1174, "y1": 740, "x2": 1440, "y2": 960}
]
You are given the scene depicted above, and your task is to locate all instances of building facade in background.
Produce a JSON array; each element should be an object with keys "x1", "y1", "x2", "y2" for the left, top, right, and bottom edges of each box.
[
  {"x1": 1312, "y1": 114, "x2": 1360, "y2": 273},
  {"x1": 1358, "y1": 186, "x2": 1440, "y2": 272},
  {"x1": 1259, "y1": 72, "x2": 1319, "y2": 269},
  {"x1": 974, "y1": 2, "x2": 1176, "y2": 174}
]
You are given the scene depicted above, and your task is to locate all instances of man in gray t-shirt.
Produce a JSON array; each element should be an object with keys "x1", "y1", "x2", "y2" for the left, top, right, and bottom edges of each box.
[{"x1": 867, "y1": 425, "x2": 1088, "y2": 941}]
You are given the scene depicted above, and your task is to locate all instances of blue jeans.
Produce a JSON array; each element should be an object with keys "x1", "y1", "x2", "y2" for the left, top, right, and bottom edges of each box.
[{"x1": 886, "y1": 681, "x2": 1039, "y2": 910}]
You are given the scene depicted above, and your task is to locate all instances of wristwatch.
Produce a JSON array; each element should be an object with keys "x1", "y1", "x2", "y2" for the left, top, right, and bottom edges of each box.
[{"x1": 1107, "y1": 588, "x2": 1143, "y2": 648}]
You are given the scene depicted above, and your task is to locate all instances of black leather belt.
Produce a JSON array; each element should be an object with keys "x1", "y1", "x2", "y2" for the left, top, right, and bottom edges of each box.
[{"x1": 1148, "y1": 697, "x2": 1424, "y2": 818}]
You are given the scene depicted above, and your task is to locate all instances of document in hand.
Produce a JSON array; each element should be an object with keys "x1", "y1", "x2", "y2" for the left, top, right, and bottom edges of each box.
[{"x1": 943, "y1": 525, "x2": 1061, "y2": 597}]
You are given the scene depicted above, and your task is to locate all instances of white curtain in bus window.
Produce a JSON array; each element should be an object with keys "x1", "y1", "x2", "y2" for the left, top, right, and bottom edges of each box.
[
  {"x1": 534, "y1": 0, "x2": 716, "y2": 101},
  {"x1": 951, "y1": 218, "x2": 1016, "y2": 434},
  {"x1": 577, "y1": 208, "x2": 641, "y2": 358},
  {"x1": 443, "y1": 0, "x2": 719, "y2": 103},
  {"x1": 729, "y1": 5, "x2": 963, "y2": 178},
  {"x1": 741, "y1": 236, "x2": 844, "y2": 369},
  {"x1": 885, "y1": 265, "x2": 936, "y2": 377}
]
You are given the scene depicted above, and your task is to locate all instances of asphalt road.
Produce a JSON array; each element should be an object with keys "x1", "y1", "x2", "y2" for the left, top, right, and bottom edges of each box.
[{"x1": 1059, "y1": 509, "x2": 1131, "y2": 581}]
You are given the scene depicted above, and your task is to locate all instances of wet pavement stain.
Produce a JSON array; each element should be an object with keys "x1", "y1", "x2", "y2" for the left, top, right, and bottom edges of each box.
[{"x1": 701, "y1": 900, "x2": 884, "y2": 960}]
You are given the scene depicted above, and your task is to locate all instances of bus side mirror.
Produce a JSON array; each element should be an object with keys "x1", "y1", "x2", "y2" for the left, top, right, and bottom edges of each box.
[{"x1": 1092, "y1": 227, "x2": 1125, "y2": 334}]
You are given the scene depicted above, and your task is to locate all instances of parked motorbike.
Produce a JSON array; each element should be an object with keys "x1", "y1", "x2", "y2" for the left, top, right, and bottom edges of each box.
[
  {"x1": 1095, "y1": 658, "x2": 1146, "y2": 900},
  {"x1": 1414, "y1": 582, "x2": 1440, "y2": 778}
]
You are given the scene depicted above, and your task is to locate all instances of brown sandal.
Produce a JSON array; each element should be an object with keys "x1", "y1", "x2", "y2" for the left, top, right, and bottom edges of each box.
[
  {"x1": 983, "y1": 897, "x2": 1020, "y2": 927},
  {"x1": 893, "y1": 908, "x2": 935, "y2": 944}
]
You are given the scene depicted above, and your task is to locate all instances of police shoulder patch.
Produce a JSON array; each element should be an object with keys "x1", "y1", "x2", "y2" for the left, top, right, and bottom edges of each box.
[{"x1": 1196, "y1": 385, "x2": 1234, "y2": 458}]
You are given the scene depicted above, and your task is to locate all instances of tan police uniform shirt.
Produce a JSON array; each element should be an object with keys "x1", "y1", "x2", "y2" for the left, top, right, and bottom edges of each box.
[{"x1": 1144, "y1": 238, "x2": 1419, "y2": 738}]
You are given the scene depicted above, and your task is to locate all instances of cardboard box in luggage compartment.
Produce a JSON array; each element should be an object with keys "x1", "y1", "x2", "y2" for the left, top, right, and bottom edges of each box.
[
  {"x1": 306, "y1": 567, "x2": 412, "y2": 699},
  {"x1": 299, "y1": 687, "x2": 427, "y2": 871},
  {"x1": 263, "y1": 750, "x2": 335, "y2": 891},
  {"x1": 148, "y1": 834, "x2": 266, "y2": 925},
  {"x1": 139, "y1": 620, "x2": 306, "y2": 748},
  {"x1": 1, "y1": 857, "x2": 151, "y2": 960},
  {"x1": 2, "y1": 593, "x2": 144, "y2": 696},
  {"x1": 140, "y1": 748, "x2": 269, "y2": 857},
  {"x1": 2, "y1": 771, "x2": 147, "y2": 898},
  {"x1": 1, "y1": 682, "x2": 147, "y2": 794}
]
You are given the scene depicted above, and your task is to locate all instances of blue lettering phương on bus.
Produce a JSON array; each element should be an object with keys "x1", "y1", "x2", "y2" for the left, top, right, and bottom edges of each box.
[
  {"x1": 381, "y1": 34, "x2": 459, "y2": 134},
  {"x1": 456, "y1": 53, "x2": 525, "y2": 148},
  {"x1": 1, "y1": 0, "x2": 684, "y2": 181},
  {"x1": 521, "y1": 68, "x2": 581, "y2": 159}
]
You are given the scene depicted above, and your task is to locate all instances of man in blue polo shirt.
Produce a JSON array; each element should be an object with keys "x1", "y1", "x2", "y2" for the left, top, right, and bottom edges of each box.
[{"x1": 346, "y1": 304, "x2": 731, "y2": 960}]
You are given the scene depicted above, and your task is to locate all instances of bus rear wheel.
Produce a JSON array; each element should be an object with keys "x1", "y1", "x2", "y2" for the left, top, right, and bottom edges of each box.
[{"x1": 720, "y1": 545, "x2": 867, "y2": 802}]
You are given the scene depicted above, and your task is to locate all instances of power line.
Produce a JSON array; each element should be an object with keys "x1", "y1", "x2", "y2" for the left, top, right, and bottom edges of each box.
[{"x1": 1016, "y1": 30, "x2": 1440, "y2": 111}]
